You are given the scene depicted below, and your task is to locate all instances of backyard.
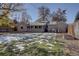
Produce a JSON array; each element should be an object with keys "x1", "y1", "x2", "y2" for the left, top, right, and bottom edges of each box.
[{"x1": 0, "y1": 33, "x2": 78, "y2": 56}]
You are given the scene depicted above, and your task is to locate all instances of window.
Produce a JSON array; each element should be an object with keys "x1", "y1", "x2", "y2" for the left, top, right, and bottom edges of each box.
[
  {"x1": 39, "y1": 26, "x2": 42, "y2": 28},
  {"x1": 31, "y1": 26, "x2": 33, "y2": 28},
  {"x1": 27, "y1": 26, "x2": 30, "y2": 28},
  {"x1": 35, "y1": 26, "x2": 38, "y2": 28},
  {"x1": 21, "y1": 26, "x2": 23, "y2": 29}
]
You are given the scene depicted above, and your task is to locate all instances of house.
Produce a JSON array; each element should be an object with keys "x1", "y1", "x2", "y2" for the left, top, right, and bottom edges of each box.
[
  {"x1": 16, "y1": 19, "x2": 68, "y2": 33},
  {"x1": 68, "y1": 24, "x2": 74, "y2": 35},
  {"x1": 74, "y1": 21, "x2": 79, "y2": 38}
]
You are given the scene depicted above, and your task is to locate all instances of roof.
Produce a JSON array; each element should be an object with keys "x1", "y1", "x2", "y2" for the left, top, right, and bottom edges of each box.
[
  {"x1": 49, "y1": 22, "x2": 57, "y2": 25},
  {"x1": 30, "y1": 22, "x2": 46, "y2": 26}
]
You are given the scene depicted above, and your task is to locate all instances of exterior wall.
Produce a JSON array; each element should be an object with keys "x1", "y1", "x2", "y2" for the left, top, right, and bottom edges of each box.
[
  {"x1": 48, "y1": 22, "x2": 68, "y2": 33},
  {"x1": 16, "y1": 21, "x2": 68, "y2": 33},
  {"x1": 74, "y1": 21, "x2": 79, "y2": 38},
  {"x1": 16, "y1": 23, "x2": 27, "y2": 32},
  {"x1": 68, "y1": 24, "x2": 74, "y2": 35},
  {"x1": 28, "y1": 25, "x2": 45, "y2": 32},
  {"x1": 48, "y1": 25, "x2": 57, "y2": 32},
  {"x1": 57, "y1": 22, "x2": 68, "y2": 33}
]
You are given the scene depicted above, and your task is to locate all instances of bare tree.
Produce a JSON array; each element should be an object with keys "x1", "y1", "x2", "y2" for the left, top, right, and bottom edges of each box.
[
  {"x1": 37, "y1": 6, "x2": 50, "y2": 22},
  {"x1": 21, "y1": 11, "x2": 32, "y2": 24},
  {"x1": 51, "y1": 8, "x2": 67, "y2": 22},
  {"x1": 0, "y1": 3, "x2": 25, "y2": 18}
]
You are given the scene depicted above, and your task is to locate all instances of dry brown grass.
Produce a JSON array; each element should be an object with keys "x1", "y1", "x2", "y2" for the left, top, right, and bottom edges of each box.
[{"x1": 57, "y1": 38, "x2": 79, "y2": 56}]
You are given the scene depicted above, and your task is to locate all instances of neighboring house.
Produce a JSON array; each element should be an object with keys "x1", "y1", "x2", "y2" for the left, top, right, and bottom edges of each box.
[
  {"x1": 0, "y1": 26, "x2": 13, "y2": 32},
  {"x1": 68, "y1": 24, "x2": 74, "y2": 35},
  {"x1": 56, "y1": 21, "x2": 68, "y2": 33},
  {"x1": 74, "y1": 21, "x2": 79, "y2": 38},
  {"x1": 48, "y1": 22, "x2": 57, "y2": 32}
]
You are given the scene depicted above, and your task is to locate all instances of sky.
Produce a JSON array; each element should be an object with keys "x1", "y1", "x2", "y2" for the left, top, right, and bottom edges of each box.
[{"x1": 15, "y1": 3, "x2": 79, "y2": 23}]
